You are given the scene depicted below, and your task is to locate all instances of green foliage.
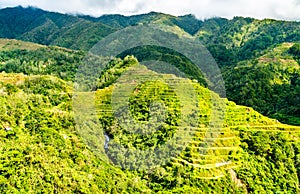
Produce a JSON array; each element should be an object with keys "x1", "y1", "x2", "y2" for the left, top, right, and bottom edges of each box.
[
  {"x1": 0, "y1": 6, "x2": 116, "y2": 51},
  {"x1": 0, "y1": 46, "x2": 84, "y2": 81},
  {"x1": 102, "y1": 80, "x2": 180, "y2": 149},
  {"x1": 223, "y1": 43, "x2": 300, "y2": 125},
  {"x1": 207, "y1": 44, "x2": 237, "y2": 67},
  {"x1": 95, "y1": 61, "x2": 300, "y2": 193},
  {"x1": 97, "y1": 56, "x2": 139, "y2": 89},
  {"x1": 289, "y1": 42, "x2": 300, "y2": 61},
  {"x1": 0, "y1": 57, "x2": 299, "y2": 193},
  {"x1": 170, "y1": 14, "x2": 203, "y2": 35},
  {"x1": 0, "y1": 7, "x2": 300, "y2": 193},
  {"x1": 237, "y1": 131, "x2": 299, "y2": 193},
  {"x1": 198, "y1": 17, "x2": 300, "y2": 61},
  {"x1": 0, "y1": 73, "x2": 150, "y2": 193},
  {"x1": 118, "y1": 45, "x2": 207, "y2": 87}
]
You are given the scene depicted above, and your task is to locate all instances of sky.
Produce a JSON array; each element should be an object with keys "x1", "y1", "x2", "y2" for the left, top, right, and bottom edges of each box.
[{"x1": 0, "y1": 0, "x2": 300, "y2": 20}]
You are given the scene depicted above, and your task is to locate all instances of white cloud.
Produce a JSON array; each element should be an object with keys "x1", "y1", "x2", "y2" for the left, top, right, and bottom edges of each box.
[{"x1": 0, "y1": 0, "x2": 300, "y2": 20}]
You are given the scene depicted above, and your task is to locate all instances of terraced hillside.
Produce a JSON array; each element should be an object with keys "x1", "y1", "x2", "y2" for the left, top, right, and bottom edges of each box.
[
  {"x1": 0, "y1": 69, "x2": 298, "y2": 193},
  {"x1": 0, "y1": 36, "x2": 299, "y2": 192},
  {"x1": 93, "y1": 60, "x2": 300, "y2": 193},
  {"x1": 0, "y1": 7, "x2": 300, "y2": 126}
]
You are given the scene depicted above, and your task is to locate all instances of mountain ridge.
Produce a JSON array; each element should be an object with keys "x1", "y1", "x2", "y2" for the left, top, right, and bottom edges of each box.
[
  {"x1": 0, "y1": 6, "x2": 299, "y2": 125},
  {"x1": 1, "y1": 6, "x2": 300, "y2": 50}
]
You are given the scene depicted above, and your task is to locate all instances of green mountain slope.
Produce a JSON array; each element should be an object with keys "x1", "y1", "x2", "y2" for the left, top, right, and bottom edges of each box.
[
  {"x1": 0, "y1": 73, "x2": 150, "y2": 193},
  {"x1": 80, "y1": 12, "x2": 175, "y2": 28},
  {"x1": 0, "y1": 39, "x2": 84, "y2": 81},
  {"x1": 0, "y1": 40, "x2": 298, "y2": 192},
  {"x1": 223, "y1": 43, "x2": 300, "y2": 125},
  {"x1": 199, "y1": 17, "x2": 300, "y2": 61},
  {"x1": 0, "y1": 6, "x2": 116, "y2": 50},
  {"x1": 0, "y1": 38, "x2": 209, "y2": 87},
  {"x1": 0, "y1": 39, "x2": 45, "y2": 50},
  {"x1": 0, "y1": 56, "x2": 299, "y2": 192},
  {"x1": 0, "y1": 5, "x2": 300, "y2": 124},
  {"x1": 0, "y1": 7, "x2": 300, "y2": 192},
  {"x1": 86, "y1": 55, "x2": 300, "y2": 193}
]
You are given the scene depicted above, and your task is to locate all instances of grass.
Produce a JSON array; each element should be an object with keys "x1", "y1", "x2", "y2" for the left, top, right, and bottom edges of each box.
[{"x1": 0, "y1": 39, "x2": 45, "y2": 51}]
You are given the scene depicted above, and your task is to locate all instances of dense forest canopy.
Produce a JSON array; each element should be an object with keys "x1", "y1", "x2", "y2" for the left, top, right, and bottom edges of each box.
[{"x1": 0, "y1": 6, "x2": 299, "y2": 193}]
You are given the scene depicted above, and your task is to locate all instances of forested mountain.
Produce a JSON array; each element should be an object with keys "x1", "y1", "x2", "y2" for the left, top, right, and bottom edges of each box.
[
  {"x1": 0, "y1": 6, "x2": 300, "y2": 193},
  {"x1": 0, "y1": 6, "x2": 116, "y2": 50},
  {"x1": 223, "y1": 43, "x2": 300, "y2": 125},
  {"x1": 1, "y1": 7, "x2": 299, "y2": 125},
  {"x1": 0, "y1": 39, "x2": 299, "y2": 193},
  {"x1": 1, "y1": 6, "x2": 300, "y2": 53},
  {"x1": 0, "y1": 73, "x2": 151, "y2": 193}
]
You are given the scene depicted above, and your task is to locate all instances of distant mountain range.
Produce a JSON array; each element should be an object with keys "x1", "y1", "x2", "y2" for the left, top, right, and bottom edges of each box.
[
  {"x1": 0, "y1": 6, "x2": 299, "y2": 125},
  {"x1": 1, "y1": 6, "x2": 299, "y2": 52}
]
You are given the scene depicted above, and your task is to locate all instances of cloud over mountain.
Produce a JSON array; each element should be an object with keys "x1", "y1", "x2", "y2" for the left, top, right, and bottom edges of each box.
[{"x1": 0, "y1": 0, "x2": 300, "y2": 20}]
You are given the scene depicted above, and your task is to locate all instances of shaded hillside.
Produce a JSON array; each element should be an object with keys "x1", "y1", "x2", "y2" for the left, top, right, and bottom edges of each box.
[
  {"x1": 202, "y1": 17, "x2": 300, "y2": 63},
  {"x1": 223, "y1": 43, "x2": 300, "y2": 125},
  {"x1": 82, "y1": 12, "x2": 203, "y2": 35},
  {"x1": 0, "y1": 6, "x2": 116, "y2": 50},
  {"x1": 1, "y1": 6, "x2": 300, "y2": 57},
  {"x1": 0, "y1": 39, "x2": 209, "y2": 87}
]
